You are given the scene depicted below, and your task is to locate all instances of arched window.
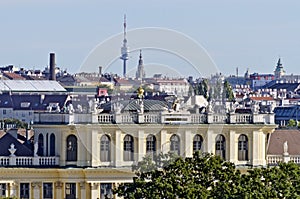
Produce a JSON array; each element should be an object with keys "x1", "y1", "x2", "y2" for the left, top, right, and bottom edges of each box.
[
  {"x1": 124, "y1": 135, "x2": 134, "y2": 161},
  {"x1": 50, "y1": 134, "x2": 55, "y2": 156},
  {"x1": 146, "y1": 134, "x2": 156, "y2": 155},
  {"x1": 193, "y1": 134, "x2": 203, "y2": 152},
  {"x1": 66, "y1": 135, "x2": 77, "y2": 161},
  {"x1": 170, "y1": 134, "x2": 180, "y2": 155},
  {"x1": 100, "y1": 135, "x2": 111, "y2": 162},
  {"x1": 38, "y1": 134, "x2": 44, "y2": 156},
  {"x1": 238, "y1": 134, "x2": 248, "y2": 161},
  {"x1": 215, "y1": 134, "x2": 226, "y2": 159}
]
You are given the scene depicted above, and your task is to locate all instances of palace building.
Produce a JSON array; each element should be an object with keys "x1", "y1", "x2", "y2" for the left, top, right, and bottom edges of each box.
[{"x1": 0, "y1": 80, "x2": 277, "y2": 198}]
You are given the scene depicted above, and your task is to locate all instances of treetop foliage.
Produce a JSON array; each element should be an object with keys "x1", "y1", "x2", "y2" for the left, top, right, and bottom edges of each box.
[{"x1": 114, "y1": 152, "x2": 300, "y2": 199}]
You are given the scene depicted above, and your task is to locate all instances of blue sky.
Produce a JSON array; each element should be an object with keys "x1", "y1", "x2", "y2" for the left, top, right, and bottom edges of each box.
[{"x1": 0, "y1": 0, "x2": 299, "y2": 77}]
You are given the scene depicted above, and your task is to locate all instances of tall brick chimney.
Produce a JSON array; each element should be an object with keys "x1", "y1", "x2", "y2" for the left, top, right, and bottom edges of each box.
[{"x1": 49, "y1": 53, "x2": 56, "y2": 81}]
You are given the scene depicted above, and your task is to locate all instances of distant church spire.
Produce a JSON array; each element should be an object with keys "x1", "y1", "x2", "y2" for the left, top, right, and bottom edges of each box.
[
  {"x1": 274, "y1": 57, "x2": 285, "y2": 79},
  {"x1": 136, "y1": 50, "x2": 146, "y2": 79},
  {"x1": 120, "y1": 14, "x2": 129, "y2": 78}
]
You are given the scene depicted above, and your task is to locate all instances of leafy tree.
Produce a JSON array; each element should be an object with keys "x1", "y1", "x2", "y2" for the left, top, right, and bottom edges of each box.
[
  {"x1": 114, "y1": 152, "x2": 241, "y2": 199},
  {"x1": 212, "y1": 80, "x2": 222, "y2": 100},
  {"x1": 198, "y1": 79, "x2": 209, "y2": 99},
  {"x1": 224, "y1": 80, "x2": 234, "y2": 102},
  {"x1": 0, "y1": 118, "x2": 28, "y2": 129},
  {"x1": 237, "y1": 162, "x2": 300, "y2": 198},
  {"x1": 287, "y1": 119, "x2": 297, "y2": 127},
  {"x1": 114, "y1": 152, "x2": 300, "y2": 199}
]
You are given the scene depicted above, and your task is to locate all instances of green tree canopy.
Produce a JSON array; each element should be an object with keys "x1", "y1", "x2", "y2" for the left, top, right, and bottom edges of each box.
[
  {"x1": 224, "y1": 80, "x2": 234, "y2": 102},
  {"x1": 0, "y1": 118, "x2": 28, "y2": 129},
  {"x1": 114, "y1": 152, "x2": 300, "y2": 199},
  {"x1": 287, "y1": 119, "x2": 297, "y2": 127},
  {"x1": 114, "y1": 152, "x2": 240, "y2": 199}
]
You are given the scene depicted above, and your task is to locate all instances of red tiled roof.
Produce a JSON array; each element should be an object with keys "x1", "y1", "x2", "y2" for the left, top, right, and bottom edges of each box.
[
  {"x1": 250, "y1": 96, "x2": 274, "y2": 101},
  {"x1": 3, "y1": 72, "x2": 26, "y2": 80}
]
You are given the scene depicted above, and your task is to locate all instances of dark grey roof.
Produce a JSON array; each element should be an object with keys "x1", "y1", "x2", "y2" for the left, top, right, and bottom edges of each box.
[
  {"x1": 11, "y1": 94, "x2": 42, "y2": 110},
  {"x1": 267, "y1": 83, "x2": 300, "y2": 92},
  {"x1": 6, "y1": 94, "x2": 68, "y2": 111},
  {"x1": 0, "y1": 133, "x2": 33, "y2": 156},
  {"x1": 0, "y1": 93, "x2": 13, "y2": 108},
  {"x1": 274, "y1": 106, "x2": 300, "y2": 121},
  {"x1": 42, "y1": 94, "x2": 68, "y2": 108},
  {"x1": 122, "y1": 99, "x2": 168, "y2": 112},
  {"x1": 57, "y1": 75, "x2": 76, "y2": 86}
]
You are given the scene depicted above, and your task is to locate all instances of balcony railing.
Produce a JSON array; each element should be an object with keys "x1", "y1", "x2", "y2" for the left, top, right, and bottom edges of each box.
[
  {"x1": 97, "y1": 112, "x2": 274, "y2": 124},
  {"x1": 0, "y1": 156, "x2": 59, "y2": 166},
  {"x1": 267, "y1": 155, "x2": 282, "y2": 164},
  {"x1": 267, "y1": 155, "x2": 300, "y2": 165}
]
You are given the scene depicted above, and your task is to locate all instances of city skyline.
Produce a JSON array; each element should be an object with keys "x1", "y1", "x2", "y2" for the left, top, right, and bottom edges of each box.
[{"x1": 0, "y1": 0, "x2": 299, "y2": 77}]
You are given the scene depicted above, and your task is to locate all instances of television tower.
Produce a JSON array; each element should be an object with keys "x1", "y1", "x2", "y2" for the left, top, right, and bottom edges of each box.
[{"x1": 120, "y1": 15, "x2": 129, "y2": 78}]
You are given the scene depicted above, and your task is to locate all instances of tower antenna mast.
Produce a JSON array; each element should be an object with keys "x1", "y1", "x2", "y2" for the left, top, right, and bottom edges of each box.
[{"x1": 120, "y1": 14, "x2": 129, "y2": 78}]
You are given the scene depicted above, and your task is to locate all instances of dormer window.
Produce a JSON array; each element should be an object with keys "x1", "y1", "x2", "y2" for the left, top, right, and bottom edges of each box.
[{"x1": 20, "y1": 102, "x2": 30, "y2": 108}]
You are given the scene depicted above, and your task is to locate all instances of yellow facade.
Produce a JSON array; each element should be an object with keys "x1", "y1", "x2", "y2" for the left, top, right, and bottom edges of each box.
[{"x1": 0, "y1": 123, "x2": 276, "y2": 199}]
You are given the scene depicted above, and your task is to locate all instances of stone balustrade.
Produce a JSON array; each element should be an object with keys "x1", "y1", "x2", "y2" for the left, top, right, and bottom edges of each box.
[
  {"x1": 267, "y1": 155, "x2": 300, "y2": 165},
  {"x1": 0, "y1": 156, "x2": 59, "y2": 166},
  {"x1": 33, "y1": 111, "x2": 274, "y2": 125},
  {"x1": 266, "y1": 155, "x2": 283, "y2": 164}
]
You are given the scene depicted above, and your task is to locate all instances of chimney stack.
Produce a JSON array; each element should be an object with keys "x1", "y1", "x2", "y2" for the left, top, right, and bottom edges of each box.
[
  {"x1": 99, "y1": 66, "x2": 102, "y2": 77},
  {"x1": 49, "y1": 53, "x2": 56, "y2": 81}
]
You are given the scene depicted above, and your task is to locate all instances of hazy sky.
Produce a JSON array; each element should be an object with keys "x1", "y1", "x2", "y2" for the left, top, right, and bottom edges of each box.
[{"x1": 0, "y1": 0, "x2": 299, "y2": 78}]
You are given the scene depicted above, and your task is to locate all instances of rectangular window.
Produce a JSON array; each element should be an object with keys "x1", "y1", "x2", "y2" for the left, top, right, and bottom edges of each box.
[
  {"x1": 65, "y1": 183, "x2": 76, "y2": 199},
  {"x1": 0, "y1": 183, "x2": 6, "y2": 197},
  {"x1": 20, "y1": 183, "x2": 30, "y2": 199},
  {"x1": 3, "y1": 110, "x2": 6, "y2": 115},
  {"x1": 43, "y1": 183, "x2": 53, "y2": 199},
  {"x1": 100, "y1": 183, "x2": 112, "y2": 199}
]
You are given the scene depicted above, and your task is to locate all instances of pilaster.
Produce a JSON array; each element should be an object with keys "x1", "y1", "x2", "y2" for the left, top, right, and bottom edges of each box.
[
  {"x1": 205, "y1": 129, "x2": 213, "y2": 153},
  {"x1": 160, "y1": 130, "x2": 168, "y2": 153},
  {"x1": 91, "y1": 130, "x2": 99, "y2": 166},
  {"x1": 90, "y1": 182, "x2": 99, "y2": 199},
  {"x1": 55, "y1": 181, "x2": 63, "y2": 199},
  {"x1": 114, "y1": 130, "x2": 122, "y2": 167},
  {"x1": 229, "y1": 130, "x2": 236, "y2": 164},
  {"x1": 184, "y1": 130, "x2": 192, "y2": 157},
  {"x1": 138, "y1": 130, "x2": 145, "y2": 161},
  {"x1": 31, "y1": 181, "x2": 42, "y2": 199},
  {"x1": 80, "y1": 181, "x2": 86, "y2": 199}
]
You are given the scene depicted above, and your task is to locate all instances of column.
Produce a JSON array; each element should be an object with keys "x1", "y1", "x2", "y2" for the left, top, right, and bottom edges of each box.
[
  {"x1": 55, "y1": 181, "x2": 63, "y2": 199},
  {"x1": 138, "y1": 130, "x2": 145, "y2": 161},
  {"x1": 205, "y1": 130, "x2": 213, "y2": 153},
  {"x1": 229, "y1": 130, "x2": 236, "y2": 164},
  {"x1": 9, "y1": 182, "x2": 17, "y2": 198},
  {"x1": 90, "y1": 183, "x2": 99, "y2": 199},
  {"x1": 80, "y1": 182, "x2": 86, "y2": 199},
  {"x1": 91, "y1": 130, "x2": 98, "y2": 166},
  {"x1": 184, "y1": 130, "x2": 192, "y2": 157},
  {"x1": 252, "y1": 131, "x2": 259, "y2": 166},
  {"x1": 160, "y1": 130, "x2": 168, "y2": 153},
  {"x1": 32, "y1": 182, "x2": 42, "y2": 199},
  {"x1": 114, "y1": 130, "x2": 122, "y2": 167},
  {"x1": 260, "y1": 132, "x2": 267, "y2": 165}
]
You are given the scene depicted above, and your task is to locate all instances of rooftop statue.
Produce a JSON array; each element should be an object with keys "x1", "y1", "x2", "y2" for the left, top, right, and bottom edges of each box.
[
  {"x1": 283, "y1": 141, "x2": 288, "y2": 154},
  {"x1": 207, "y1": 101, "x2": 214, "y2": 113},
  {"x1": 137, "y1": 86, "x2": 144, "y2": 99},
  {"x1": 172, "y1": 98, "x2": 180, "y2": 112}
]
